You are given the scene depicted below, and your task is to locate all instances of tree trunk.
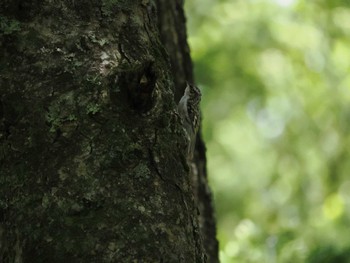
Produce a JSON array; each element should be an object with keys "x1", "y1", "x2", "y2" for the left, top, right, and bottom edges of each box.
[{"x1": 0, "y1": 0, "x2": 218, "y2": 262}]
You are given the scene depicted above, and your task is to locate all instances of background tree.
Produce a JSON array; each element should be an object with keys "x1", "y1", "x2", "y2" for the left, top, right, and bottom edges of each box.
[{"x1": 0, "y1": 0, "x2": 218, "y2": 262}]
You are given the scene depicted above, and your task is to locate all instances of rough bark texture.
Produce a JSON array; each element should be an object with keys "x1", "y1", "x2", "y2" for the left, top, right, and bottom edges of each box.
[
  {"x1": 156, "y1": 1, "x2": 219, "y2": 262},
  {"x1": 0, "y1": 0, "x2": 218, "y2": 262}
]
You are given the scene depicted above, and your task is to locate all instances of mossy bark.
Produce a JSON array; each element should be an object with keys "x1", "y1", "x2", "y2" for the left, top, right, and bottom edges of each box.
[{"x1": 0, "y1": 0, "x2": 217, "y2": 262}]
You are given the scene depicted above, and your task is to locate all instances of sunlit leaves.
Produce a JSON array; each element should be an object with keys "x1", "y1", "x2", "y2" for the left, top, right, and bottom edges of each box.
[{"x1": 186, "y1": 0, "x2": 350, "y2": 262}]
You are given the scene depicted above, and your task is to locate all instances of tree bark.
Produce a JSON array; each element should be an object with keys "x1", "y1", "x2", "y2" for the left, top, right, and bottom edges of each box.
[
  {"x1": 0, "y1": 0, "x2": 218, "y2": 262},
  {"x1": 156, "y1": 2, "x2": 218, "y2": 262}
]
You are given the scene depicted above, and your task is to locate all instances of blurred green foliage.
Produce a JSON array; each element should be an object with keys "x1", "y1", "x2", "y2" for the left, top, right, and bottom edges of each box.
[{"x1": 185, "y1": 0, "x2": 350, "y2": 262}]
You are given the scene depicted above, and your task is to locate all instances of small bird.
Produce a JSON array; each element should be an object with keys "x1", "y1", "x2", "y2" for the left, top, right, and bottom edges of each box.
[{"x1": 177, "y1": 83, "x2": 201, "y2": 159}]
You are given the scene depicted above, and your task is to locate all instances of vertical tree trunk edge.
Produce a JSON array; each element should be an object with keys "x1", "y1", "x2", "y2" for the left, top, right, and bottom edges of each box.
[{"x1": 0, "y1": 0, "x2": 219, "y2": 262}]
